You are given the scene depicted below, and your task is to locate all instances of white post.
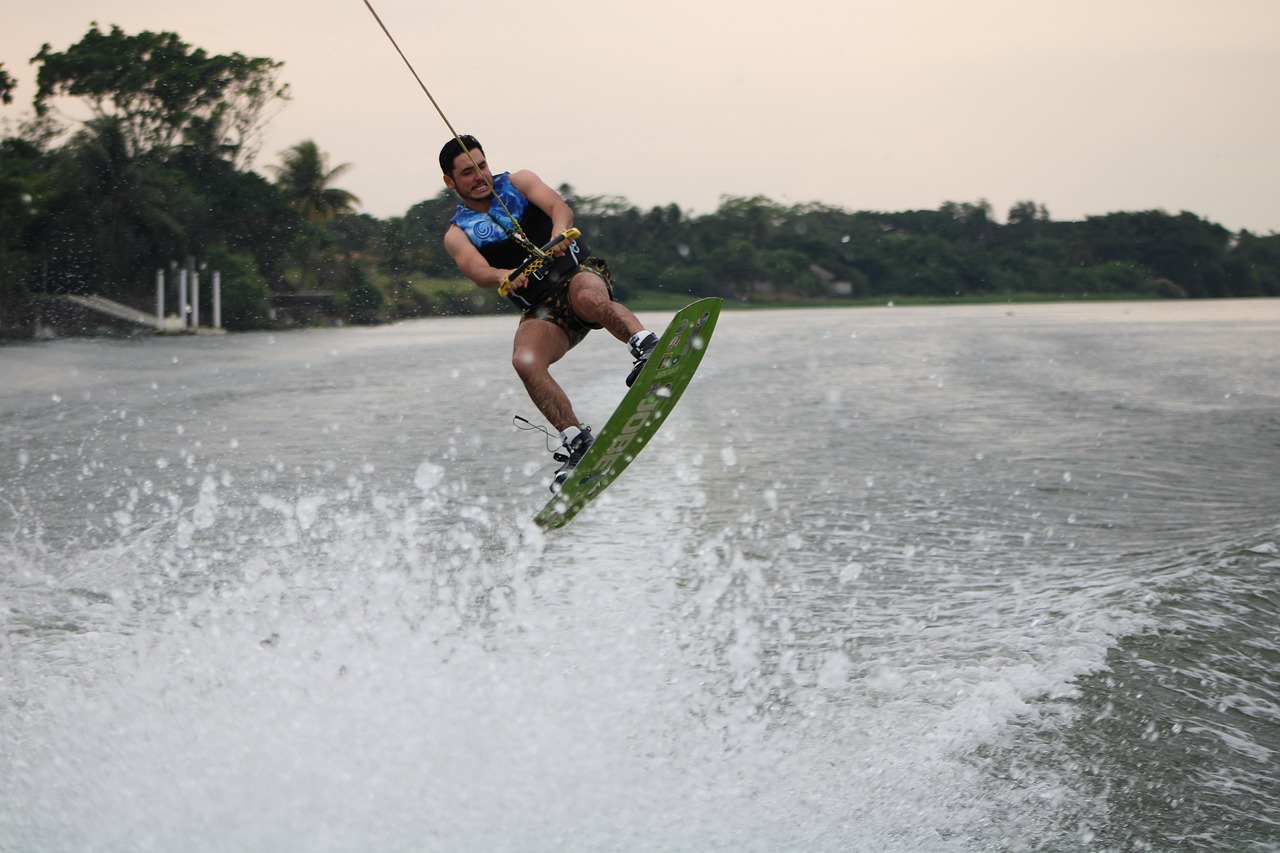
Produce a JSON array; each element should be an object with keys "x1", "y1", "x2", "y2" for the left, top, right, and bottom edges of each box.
[
  {"x1": 213, "y1": 271, "x2": 222, "y2": 329},
  {"x1": 179, "y1": 268, "x2": 189, "y2": 329},
  {"x1": 156, "y1": 269, "x2": 165, "y2": 331},
  {"x1": 192, "y1": 271, "x2": 201, "y2": 329}
]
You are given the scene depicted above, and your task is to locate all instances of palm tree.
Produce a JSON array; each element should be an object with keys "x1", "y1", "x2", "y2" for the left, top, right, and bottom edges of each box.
[
  {"x1": 76, "y1": 117, "x2": 180, "y2": 294},
  {"x1": 269, "y1": 140, "x2": 359, "y2": 288}
]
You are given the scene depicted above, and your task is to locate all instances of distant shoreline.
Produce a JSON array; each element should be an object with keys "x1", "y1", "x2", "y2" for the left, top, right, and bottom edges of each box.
[
  {"x1": 626, "y1": 290, "x2": 1171, "y2": 312},
  {"x1": 7, "y1": 292, "x2": 1277, "y2": 342}
]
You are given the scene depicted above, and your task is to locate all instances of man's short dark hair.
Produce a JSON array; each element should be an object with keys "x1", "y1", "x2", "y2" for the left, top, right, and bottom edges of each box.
[{"x1": 439, "y1": 134, "x2": 483, "y2": 175}]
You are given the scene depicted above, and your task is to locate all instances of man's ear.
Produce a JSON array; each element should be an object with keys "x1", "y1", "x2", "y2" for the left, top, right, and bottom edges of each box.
[{"x1": 442, "y1": 173, "x2": 455, "y2": 192}]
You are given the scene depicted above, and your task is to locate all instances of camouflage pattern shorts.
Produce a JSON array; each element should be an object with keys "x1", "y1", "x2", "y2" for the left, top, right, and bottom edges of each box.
[{"x1": 520, "y1": 256, "x2": 615, "y2": 349}]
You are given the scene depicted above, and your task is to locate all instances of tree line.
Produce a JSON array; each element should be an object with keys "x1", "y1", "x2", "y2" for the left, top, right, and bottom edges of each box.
[
  {"x1": 585, "y1": 196, "x2": 1280, "y2": 304},
  {"x1": 3, "y1": 26, "x2": 1278, "y2": 337}
]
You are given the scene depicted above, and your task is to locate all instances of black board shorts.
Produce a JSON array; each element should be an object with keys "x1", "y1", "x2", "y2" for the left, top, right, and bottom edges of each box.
[{"x1": 520, "y1": 256, "x2": 615, "y2": 349}]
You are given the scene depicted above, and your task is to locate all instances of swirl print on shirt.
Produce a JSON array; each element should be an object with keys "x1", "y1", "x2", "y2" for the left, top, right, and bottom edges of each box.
[{"x1": 450, "y1": 172, "x2": 528, "y2": 247}]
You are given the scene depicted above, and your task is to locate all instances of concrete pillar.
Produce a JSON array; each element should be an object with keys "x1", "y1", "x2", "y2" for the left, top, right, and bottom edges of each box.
[
  {"x1": 156, "y1": 269, "x2": 165, "y2": 331},
  {"x1": 213, "y1": 272, "x2": 222, "y2": 329},
  {"x1": 192, "y1": 271, "x2": 201, "y2": 329}
]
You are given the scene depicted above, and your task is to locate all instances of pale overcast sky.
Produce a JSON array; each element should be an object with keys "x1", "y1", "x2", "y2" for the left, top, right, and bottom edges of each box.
[{"x1": 3, "y1": 0, "x2": 1278, "y2": 232}]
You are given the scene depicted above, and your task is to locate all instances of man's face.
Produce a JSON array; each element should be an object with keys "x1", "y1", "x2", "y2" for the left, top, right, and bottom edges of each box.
[{"x1": 444, "y1": 147, "x2": 492, "y2": 202}]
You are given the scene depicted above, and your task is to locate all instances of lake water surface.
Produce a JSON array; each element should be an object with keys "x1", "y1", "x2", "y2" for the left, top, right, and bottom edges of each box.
[{"x1": 2, "y1": 299, "x2": 1278, "y2": 851}]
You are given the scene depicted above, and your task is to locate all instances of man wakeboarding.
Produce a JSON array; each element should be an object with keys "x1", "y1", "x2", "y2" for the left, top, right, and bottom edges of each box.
[{"x1": 439, "y1": 135, "x2": 659, "y2": 492}]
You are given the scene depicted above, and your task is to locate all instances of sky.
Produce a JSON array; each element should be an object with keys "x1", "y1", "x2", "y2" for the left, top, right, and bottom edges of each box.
[{"x1": 3, "y1": 0, "x2": 1278, "y2": 233}]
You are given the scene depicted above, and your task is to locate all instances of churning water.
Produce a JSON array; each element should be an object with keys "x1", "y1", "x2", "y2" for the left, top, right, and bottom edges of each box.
[{"x1": 2, "y1": 299, "x2": 1278, "y2": 851}]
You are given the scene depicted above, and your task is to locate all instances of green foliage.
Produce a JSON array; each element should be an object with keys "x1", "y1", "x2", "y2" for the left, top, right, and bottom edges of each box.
[
  {"x1": 3, "y1": 24, "x2": 1278, "y2": 340},
  {"x1": 203, "y1": 245, "x2": 271, "y2": 331},
  {"x1": 32, "y1": 23, "x2": 288, "y2": 165},
  {"x1": 269, "y1": 140, "x2": 360, "y2": 291},
  {"x1": 573, "y1": 197, "x2": 1278, "y2": 305},
  {"x1": 311, "y1": 252, "x2": 385, "y2": 323},
  {"x1": 3, "y1": 24, "x2": 298, "y2": 327},
  {"x1": 70, "y1": 117, "x2": 182, "y2": 290},
  {"x1": 405, "y1": 275, "x2": 504, "y2": 317},
  {"x1": 0, "y1": 137, "x2": 45, "y2": 301},
  {"x1": 0, "y1": 64, "x2": 15, "y2": 105},
  {"x1": 1079, "y1": 210, "x2": 1232, "y2": 298},
  {"x1": 1229, "y1": 232, "x2": 1280, "y2": 297},
  {"x1": 269, "y1": 140, "x2": 359, "y2": 223},
  {"x1": 168, "y1": 142, "x2": 298, "y2": 277}
]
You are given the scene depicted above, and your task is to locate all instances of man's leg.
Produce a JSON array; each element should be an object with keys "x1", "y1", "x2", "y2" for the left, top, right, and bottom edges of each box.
[
  {"x1": 567, "y1": 270, "x2": 645, "y2": 343},
  {"x1": 511, "y1": 318, "x2": 578, "y2": 432},
  {"x1": 568, "y1": 270, "x2": 659, "y2": 387}
]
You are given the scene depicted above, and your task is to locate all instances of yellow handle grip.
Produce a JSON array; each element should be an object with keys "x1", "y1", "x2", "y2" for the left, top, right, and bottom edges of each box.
[{"x1": 498, "y1": 228, "x2": 581, "y2": 297}]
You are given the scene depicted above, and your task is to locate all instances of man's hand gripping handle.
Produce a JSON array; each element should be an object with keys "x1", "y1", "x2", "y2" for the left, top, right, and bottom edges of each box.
[{"x1": 498, "y1": 228, "x2": 581, "y2": 297}]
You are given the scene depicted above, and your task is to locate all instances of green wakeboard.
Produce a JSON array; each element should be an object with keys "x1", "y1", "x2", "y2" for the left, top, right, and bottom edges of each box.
[{"x1": 534, "y1": 297, "x2": 722, "y2": 529}]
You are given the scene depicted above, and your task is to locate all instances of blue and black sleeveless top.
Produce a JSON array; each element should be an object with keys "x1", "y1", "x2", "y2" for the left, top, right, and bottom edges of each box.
[{"x1": 451, "y1": 173, "x2": 590, "y2": 310}]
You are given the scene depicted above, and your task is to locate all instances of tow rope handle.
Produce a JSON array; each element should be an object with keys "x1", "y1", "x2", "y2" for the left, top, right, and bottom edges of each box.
[{"x1": 498, "y1": 228, "x2": 581, "y2": 297}]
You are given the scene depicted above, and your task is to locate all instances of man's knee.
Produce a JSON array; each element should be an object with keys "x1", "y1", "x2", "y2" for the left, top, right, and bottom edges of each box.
[
  {"x1": 512, "y1": 346, "x2": 542, "y2": 382},
  {"x1": 569, "y1": 274, "x2": 612, "y2": 317}
]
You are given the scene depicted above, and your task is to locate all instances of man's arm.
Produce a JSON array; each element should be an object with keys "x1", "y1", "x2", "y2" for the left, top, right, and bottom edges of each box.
[
  {"x1": 444, "y1": 225, "x2": 511, "y2": 290},
  {"x1": 510, "y1": 170, "x2": 574, "y2": 237}
]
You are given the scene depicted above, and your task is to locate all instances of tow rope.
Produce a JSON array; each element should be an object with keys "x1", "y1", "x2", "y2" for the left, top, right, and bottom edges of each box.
[{"x1": 360, "y1": 0, "x2": 543, "y2": 259}]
